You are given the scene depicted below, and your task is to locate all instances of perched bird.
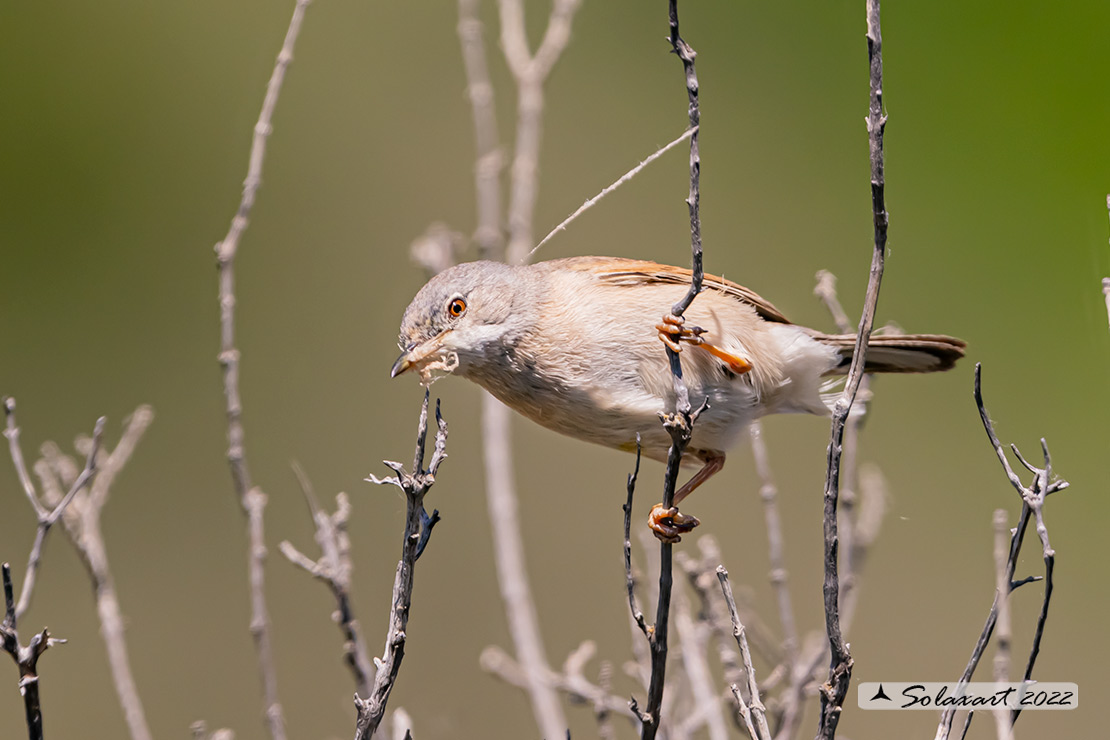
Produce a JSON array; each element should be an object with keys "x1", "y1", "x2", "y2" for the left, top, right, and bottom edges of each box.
[{"x1": 391, "y1": 256, "x2": 964, "y2": 541}]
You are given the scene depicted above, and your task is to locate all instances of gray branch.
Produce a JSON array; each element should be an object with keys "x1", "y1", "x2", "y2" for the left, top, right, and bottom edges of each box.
[
  {"x1": 280, "y1": 467, "x2": 374, "y2": 698},
  {"x1": 355, "y1": 392, "x2": 448, "y2": 739},
  {"x1": 935, "y1": 365, "x2": 1067, "y2": 739},
  {"x1": 36, "y1": 407, "x2": 155, "y2": 740},
  {"x1": 211, "y1": 2, "x2": 313, "y2": 738},
  {"x1": 816, "y1": 2, "x2": 890, "y2": 736}
]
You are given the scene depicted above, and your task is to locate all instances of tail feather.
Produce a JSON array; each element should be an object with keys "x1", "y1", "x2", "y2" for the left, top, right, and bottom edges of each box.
[{"x1": 816, "y1": 333, "x2": 966, "y2": 374}]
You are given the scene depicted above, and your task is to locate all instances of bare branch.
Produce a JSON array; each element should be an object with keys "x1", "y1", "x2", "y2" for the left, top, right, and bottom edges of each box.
[
  {"x1": 481, "y1": 643, "x2": 640, "y2": 728},
  {"x1": 813, "y1": 271, "x2": 854, "y2": 334},
  {"x1": 462, "y1": 3, "x2": 574, "y2": 737},
  {"x1": 623, "y1": 440, "x2": 648, "y2": 638},
  {"x1": 6, "y1": 404, "x2": 106, "y2": 620},
  {"x1": 457, "y1": 0, "x2": 503, "y2": 259},
  {"x1": 748, "y1": 422, "x2": 797, "y2": 676},
  {"x1": 631, "y1": 5, "x2": 707, "y2": 739},
  {"x1": 991, "y1": 509, "x2": 1013, "y2": 740},
  {"x1": 4, "y1": 398, "x2": 47, "y2": 520},
  {"x1": 673, "y1": 573, "x2": 728, "y2": 740},
  {"x1": 280, "y1": 476, "x2": 374, "y2": 697},
  {"x1": 936, "y1": 365, "x2": 1067, "y2": 739},
  {"x1": 355, "y1": 392, "x2": 448, "y2": 739},
  {"x1": 717, "y1": 567, "x2": 771, "y2": 740},
  {"x1": 816, "y1": 2, "x2": 890, "y2": 736},
  {"x1": 35, "y1": 409, "x2": 154, "y2": 740},
  {"x1": 211, "y1": 2, "x2": 313, "y2": 738},
  {"x1": 1, "y1": 562, "x2": 66, "y2": 740},
  {"x1": 497, "y1": 0, "x2": 584, "y2": 265},
  {"x1": 529, "y1": 127, "x2": 697, "y2": 259}
]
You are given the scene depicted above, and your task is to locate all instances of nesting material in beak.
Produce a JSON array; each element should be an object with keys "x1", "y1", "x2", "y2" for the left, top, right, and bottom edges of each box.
[{"x1": 389, "y1": 333, "x2": 459, "y2": 385}]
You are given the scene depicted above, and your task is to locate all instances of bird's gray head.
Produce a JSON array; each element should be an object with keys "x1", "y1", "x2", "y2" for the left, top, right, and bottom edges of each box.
[{"x1": 391, "y1": 261, "x2": 524, "y2": 382}]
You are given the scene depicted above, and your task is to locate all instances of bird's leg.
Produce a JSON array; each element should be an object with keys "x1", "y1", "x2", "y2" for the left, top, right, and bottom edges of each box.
[
  {"x1": 655, "y1": 313, "x2": 753, "y2": 375},
  {"x1": 648, "y1": 452, "x2": 726, "y2": 543}
]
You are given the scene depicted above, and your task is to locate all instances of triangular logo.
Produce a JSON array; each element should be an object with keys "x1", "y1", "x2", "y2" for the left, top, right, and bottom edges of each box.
[{"x1": 871, "y1": 683, "x2": 892, "y2": 701}]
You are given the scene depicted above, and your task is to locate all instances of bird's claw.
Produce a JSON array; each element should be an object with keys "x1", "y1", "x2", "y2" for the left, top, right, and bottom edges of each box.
[
  {"x1": 648, "y1": 503, "x2": 701, "y2": 544},
  {"x1": 655, "y1": 313, "x2": 753, "y2": 375},
  {"x1": 656, "y1": 313, "x2": 706, "y2": 354}
]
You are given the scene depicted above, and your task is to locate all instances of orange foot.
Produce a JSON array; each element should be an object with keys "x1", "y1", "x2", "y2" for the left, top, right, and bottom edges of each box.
[
  {"x1": 648, "y1": 503, "x2": 701, "y2": 544},
  {"x1": 655, "y1": 313, "x2": 753, "y2": 375}
]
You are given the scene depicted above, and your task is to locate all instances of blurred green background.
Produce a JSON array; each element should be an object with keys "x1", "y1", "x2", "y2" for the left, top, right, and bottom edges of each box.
[{"x1": 1, "y1": 1, "x2": 1107, "y2": 738}]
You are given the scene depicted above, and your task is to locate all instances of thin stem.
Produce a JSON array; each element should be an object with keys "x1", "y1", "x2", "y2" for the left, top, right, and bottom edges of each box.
[
  {"x1": 529, "y1": 127, "x2": 697, "y2": 259},
  {"x1": 717, "y1": 567, "x2": 771, "y2": 740},
  {"x1": 212, "y1": 2, "x2": 312, "y2": 738},
  {"x1": 816, "y1": 2, "x2": 888, "y2": 736}
]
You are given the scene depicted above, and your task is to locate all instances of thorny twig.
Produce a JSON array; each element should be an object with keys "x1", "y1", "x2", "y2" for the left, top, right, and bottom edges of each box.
[
  {"x1": 212, "y1": 1, "x2": 312, "y2": 738},
  {"x1": 1, "y1": 562, "x2": 65, "y2": 740},
  {"x1": 935, "y1": 364, "x2": 1066, "y2": 739},
  {"x1": 279, "y1": 466, "x2": 374, "y2": 697},
  {"x1": 355, "y1": 391, "x2": 448, "y2": 739}
]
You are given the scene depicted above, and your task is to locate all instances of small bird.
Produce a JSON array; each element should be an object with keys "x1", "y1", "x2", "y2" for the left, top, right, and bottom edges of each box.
[{"x1": 391, "y1": 256, "x2": 964, "y2": 541}]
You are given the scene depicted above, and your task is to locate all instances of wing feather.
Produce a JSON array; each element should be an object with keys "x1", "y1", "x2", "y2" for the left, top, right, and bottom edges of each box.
[{"x1": 552, "y1": 256, "x2": 792, "y2": 324}]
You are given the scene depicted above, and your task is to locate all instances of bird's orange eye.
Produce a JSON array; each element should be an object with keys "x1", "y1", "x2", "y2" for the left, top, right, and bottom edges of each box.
[{"x1": 447, "y1": 297, "x2": 467, "y2": 317}]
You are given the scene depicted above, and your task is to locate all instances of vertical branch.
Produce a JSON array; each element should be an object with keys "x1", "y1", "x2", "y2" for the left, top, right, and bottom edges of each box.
[
  {"x1": 460, "y1": 3, "x2": 580, "y2": 738},
  {"x1": 211, "y1": 2, "x2": 311, "y2": 739},
  {"x1": 816, "y1": 1, "x2": 888, "y2": 736},
  {"x1": 991, "y1": 509, "x2": 1013, "y2": 740},
  {"x1": 479, "y1": 396, "x2": 567, "y2": 739},
  {"x1": 749, "y1": 422, "x2": 798, "y2": 676},
  {"x1": 357, "y1": 393, "x2": 448, "y2": 739},
  {"x1": 498, "y1": 0, "x2": 583, "y2": 265},
  {"x1": 458, "y1": 0, "x2": 504, "y2": 260},
  {"x1": 632, "y1": 4, "x2": 705, "y2": 739},
  {"x1": 2, "y1": 562, "x2": 64, "y2": 740}
]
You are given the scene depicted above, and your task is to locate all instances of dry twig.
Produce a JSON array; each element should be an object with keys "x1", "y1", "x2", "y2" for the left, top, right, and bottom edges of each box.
[
  {"x1": 34, "y1": 407, "x2": 154, "y2": 740},
  {"x1": 280, "y1": 467, "x2": 374, "y2": 697},
  {"x1": 355, "y1": 392, "x2": 448, "y2": 739},
  {"x1": 1, "y1": 562, "x2": 66, "y2": 740},
  {"x1": 716, "y1": 567, "x2": 772, "y2": 740},
  {"x1": 498, "y1": 0, "x2": 584, "y2": 265},
  {"x1": 815, "y1": 2, "x2": 890, "y2": 735},
  {"x1": 991, "y1": 509, "x2": 1013, "y2": 740},
  {"x1": 458, "y1": 2, "x2": 577, "y2": 736},
  {"x1": 211, "y1": 2, "x2": 312, "y2": 738},
  {"x1": 935, "y1": 364, "x2": 1066, "y2": 740},
  {"x1": 4, "y1": 399, "x2": 105, "y2": 621},
  {"x1": 629, "y1": 4, "x2": 707, "y2": 738},
  {"x1": 529, "y1": 127, "x2": 698, "y2": 259}
]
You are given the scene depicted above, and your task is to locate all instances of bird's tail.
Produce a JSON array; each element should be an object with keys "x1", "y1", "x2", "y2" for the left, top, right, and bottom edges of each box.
[{"x1": 815, "y1": 333, "x2": 966, "y2": 374}]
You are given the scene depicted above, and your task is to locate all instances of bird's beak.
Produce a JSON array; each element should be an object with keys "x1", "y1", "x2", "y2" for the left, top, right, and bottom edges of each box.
[
  {"x1": 390, "y1": 350, "x2": 414, "y2": 378},
  {"x1": 390, "y1": 332, "x2": 450, "y2": 378}
]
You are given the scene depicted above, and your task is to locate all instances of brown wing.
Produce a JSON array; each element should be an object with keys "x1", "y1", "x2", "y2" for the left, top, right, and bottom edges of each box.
[{"x1": 553, "y1": 256, "x2": 793, "y2": 324}]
